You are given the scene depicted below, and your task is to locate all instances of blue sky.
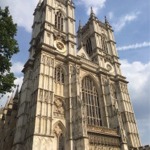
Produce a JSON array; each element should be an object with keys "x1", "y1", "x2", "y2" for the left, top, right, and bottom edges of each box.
[{"x1": 0, "y1": 0, "x2": 150, "y2": 145}]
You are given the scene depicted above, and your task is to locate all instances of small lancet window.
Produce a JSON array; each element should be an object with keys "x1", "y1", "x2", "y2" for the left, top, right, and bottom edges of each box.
[
  {"x1": 58, "y1": 133, "x2": 65, "y2": 150},
  {"x1": 82, "y1": 76, "x2": 102, "y2": 126},
  {"x1": 55, "y1": 11, "x2": 64, "y2": 31},
  {"x1": 86, "y1": 38, "x2": 93, "y2": 55},
  {"x1": 55, "y1": 67, "x2": 64, "y2": 84},
  {"x1": 101, "y1": 36, "x2": 108, "y2": 53}
]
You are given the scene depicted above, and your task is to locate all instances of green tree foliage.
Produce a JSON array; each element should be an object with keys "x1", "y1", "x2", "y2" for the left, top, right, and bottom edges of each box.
[{"x1": 0, "y1": 7, "x2": 19, "y2": 94}]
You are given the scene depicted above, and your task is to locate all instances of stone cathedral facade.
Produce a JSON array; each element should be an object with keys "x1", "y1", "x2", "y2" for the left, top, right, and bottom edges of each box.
[{"x1": 1, "y1": 0, "x2": 148, "y2": 150}]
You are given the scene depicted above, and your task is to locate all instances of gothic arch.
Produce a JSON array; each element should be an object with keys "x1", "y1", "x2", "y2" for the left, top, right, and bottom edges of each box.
[
  {"x1": 55, "y1": 65, "x2": 65, "y2": 84},
  {"x1": 54, "y1": 65, "x2": 67, "y2": 96},
  {"x1": 85, "y1": 37, "x2": 93, "y2": 55},
  {"x1": 54, "y1": 9, "x2": 66, "y2": 31},
  {"x1": 53, "y1": 121, "x2": 66, "y2": 150},
  {"x1": 53, "y1": 121, "x2": 65, "y2": 136},
  {"x1": 55, "y1": 8, "x2": 66, "y2": 17},
  {"x1": 81, "y1": 75, "x2": 102, "y2": 126},
  {"x1": 55, "y1": 64, "x2": 67, "y2": 76},
  {"x1": 80, "y1": 73, "x2": 100, "y2": 90}
]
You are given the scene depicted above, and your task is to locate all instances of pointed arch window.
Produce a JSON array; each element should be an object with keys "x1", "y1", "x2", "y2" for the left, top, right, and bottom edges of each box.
[
  {"x1": 55, "y1": 11, "x2": 64, "y2": 31},
  {"x1": 86, "y1": 38, "x2": 93, "y2": 55},
  {"x1": 54, "y1": 123, "x2": 65, "y2": 150},
  {"x1": 82, "y1": 76, "x2": 102, "y2": 126},
  {"x1": 55, "y1": 67, "x2": 64, "y2": 84},
  {"x1": 101, "y1": 35, "x2": 108, "y2": 53}
]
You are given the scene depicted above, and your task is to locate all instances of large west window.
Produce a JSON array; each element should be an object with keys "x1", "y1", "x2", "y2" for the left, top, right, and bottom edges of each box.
[
  {"x1": 82, "y1": 76, "x2": 102, "y2": 126},
  {"x1": 55, "y1": 11, "x2": 64, "y2": 31}
]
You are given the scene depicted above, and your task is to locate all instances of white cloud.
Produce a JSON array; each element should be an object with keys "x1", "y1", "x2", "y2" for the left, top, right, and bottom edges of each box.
[
  {"x1": 0, "y1": 0, "x2": 38, "y2": 32},
  {"x1": 14, "y1": 76, "x2": 23, "y2": 88},
  {"x1": 117, "y1": 41, "x2": 150, "y2": 51},
  {"x1": 76, "y1": 0, "x2": 106, "y2": 15},
  {"x1": 1, "y1": 0, "x2": 106, "y2": 30},
  {"x1": 107, "y1": 12, "x2": 114, "y2": 20},
  {"x1": 113, "y1": 12, "x2": 140, "y2": 32},
  {"x1": 11, "y1": 61, "x2": 24, "y2": 75},
  {"x1": 120, "y1": 60, "x2": 150, "y2": 96},
  {"x1": 120, "y1": 60, "x2": 150, "y2": 144},
  {"x1": 137, "y1": 119, "x2": 150, "y2": 145}
]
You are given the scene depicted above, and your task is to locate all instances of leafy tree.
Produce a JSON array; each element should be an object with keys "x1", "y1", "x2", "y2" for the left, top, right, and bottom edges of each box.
[{"x1": 0, "y1": 7, "x2": 19, "y2": 94}]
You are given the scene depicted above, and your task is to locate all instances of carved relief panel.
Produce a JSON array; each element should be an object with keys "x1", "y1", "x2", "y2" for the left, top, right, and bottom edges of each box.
[{"x1": 54, "y1": 98, "x2": 64, "y2": 118}]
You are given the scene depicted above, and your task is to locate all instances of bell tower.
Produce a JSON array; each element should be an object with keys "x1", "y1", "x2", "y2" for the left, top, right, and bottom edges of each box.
[
  {"x1": 77, "y1": 8, "x2": 141, "y2": 149},
  {"x1": 13, "y1": 0, "x2": 77, "y2": 150},
  {"x1": 30, "y1": 0, "x2": 76, "y2": 59},
  {"x1": 77, "y1": 8, "x2": 119, "y2": 72}
]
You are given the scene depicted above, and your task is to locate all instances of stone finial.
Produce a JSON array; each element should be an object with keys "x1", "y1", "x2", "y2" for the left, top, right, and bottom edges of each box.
[
  {"x1": 105, "y1": 16, "x2": 108, "y2": 23},
  {"x1": 78, "y1": 20, "x2": 82, "y2": 30},
  {"x1": 9, "y1": 90, "x2": 14, "y2": 105},
  {"x1": 105, "y1": 16, "x2": 110, "y2": 26},
  {"x1": 38, "y1": 0, "x2": 43, "y2": 6},
  {"x1": 14, "y1": 85, "x2": 19, "y2": 102},
  {"x1": 90, "y1": 7, "x2": 96, "y2": 19}
]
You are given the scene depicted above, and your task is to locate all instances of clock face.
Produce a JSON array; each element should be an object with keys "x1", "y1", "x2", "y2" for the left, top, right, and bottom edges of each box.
[
  {"x1": 56, "y1": 42, "x2": 64, "y2": 50},
  {"x1": 55, "y1": 41, "x2": 66, "y2": 53}
]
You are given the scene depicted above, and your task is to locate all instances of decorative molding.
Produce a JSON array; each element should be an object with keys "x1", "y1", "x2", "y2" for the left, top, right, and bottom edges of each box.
[
  {"x1": 54, "y1": 98, "x2": 64, "y2": 118},
  {"x1": 87, "y1": 125, "x2": 119, "y2": 136}
]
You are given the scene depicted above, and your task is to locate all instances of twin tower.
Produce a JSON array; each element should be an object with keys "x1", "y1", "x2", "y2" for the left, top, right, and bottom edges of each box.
[{"x1": 0, "y1": 0, "x2": 142, "y2": 149}]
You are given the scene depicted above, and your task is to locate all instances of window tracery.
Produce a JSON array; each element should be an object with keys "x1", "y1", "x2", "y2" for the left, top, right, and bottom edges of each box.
[
  {"x1": 86, "y1": 38, "x2": 93, "y2": 55},
  {"x1": 55, "y1": 67, "x2": 64, "y2": 84},
  {"x1": 82, "y1": 76, "x2": 102, "y2": 126},
  {"x1": 55, "y1": 11, "x2": 64, "y2": 31}
]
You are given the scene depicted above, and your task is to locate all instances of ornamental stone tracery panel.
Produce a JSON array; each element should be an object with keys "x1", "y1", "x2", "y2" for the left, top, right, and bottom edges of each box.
[{"x1": 54, "y1": 98, "x2": 64, "y2": 118}]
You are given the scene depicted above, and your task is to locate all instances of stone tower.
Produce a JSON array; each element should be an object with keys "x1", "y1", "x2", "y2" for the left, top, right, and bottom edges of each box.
[{"x1": 0, "y1": 0, "x2": 142, "y2": 150}]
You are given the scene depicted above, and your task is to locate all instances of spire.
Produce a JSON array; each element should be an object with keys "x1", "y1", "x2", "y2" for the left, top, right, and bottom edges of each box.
[
  {"x1": 4, "y1": 96, "x2": 10, "y2": 108},
  {"x1": 14, "y1": 85, "x2": 19, "y2": 102},
  {"x1": 78, "y1": 20, "x2": 82, "y2": 31},
  {"x1": 105, "y1": 16, "x2": 110, "y2": 26},
  {"x1": 9, "y1": 90, "x2": 14, "y2": 104},
  {"x1": 67, "y1": 0, "x2": 74, "y2": 7},
  {"x1": 105, "y1": 16, "x2": 111, "y2": 28},
  {"x1": 38, "y1": 0, "x2": 43, "y2": 6},
  {"x1": 91, "y1": 7, "x2": 94, "y2": 14},
  {"x1": 90, "y1": 7, "x2": 96, "y2": 19}
]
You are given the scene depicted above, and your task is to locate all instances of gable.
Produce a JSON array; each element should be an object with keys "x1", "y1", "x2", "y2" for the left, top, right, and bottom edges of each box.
[{"x1": 77, "y1": 47, "x2": 90, "y2": 60}]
